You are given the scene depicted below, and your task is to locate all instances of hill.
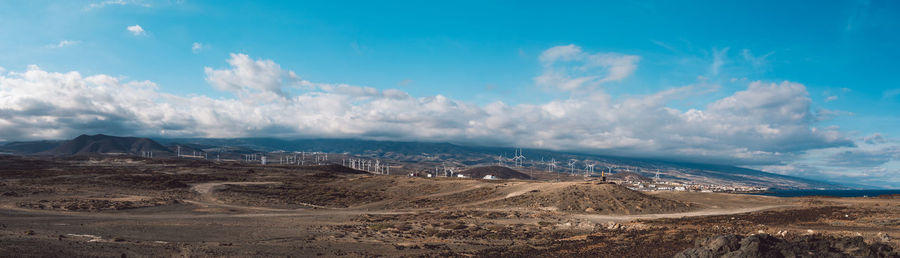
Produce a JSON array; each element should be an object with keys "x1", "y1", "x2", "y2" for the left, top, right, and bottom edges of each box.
[
  {"x1": 5, "y1": 136, "x2": 846, "y2": 189},
  {"x1": 305, "y1": 164, "x2": 369, "y2": 174},
  {"x1": 0, "y1": 140, "x2": 64, "y2": 154},
  {"x1": 459, "y1": 166, "x2": 532, "y2": 179},
  {"x1": 40, "y1": 134, "x2": 172, "y2": 156},
  {"x1": 155, "y1": 138, "x2": 844, "y2": 189},
  {"x1": 484, "y1": 183, "x2": 694, "y2": 214},
  {"x1": 610, "y1": 171, "x2": 652, "y2": 182}
]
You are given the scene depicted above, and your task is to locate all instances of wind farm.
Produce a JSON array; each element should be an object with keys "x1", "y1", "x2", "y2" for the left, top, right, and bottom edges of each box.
[
  {"x1": 3, "y1": 1, "x2": 900, "y2": 257},
  {"x1": 0, "y1": 134, "x2": 898, "y2": 257}
]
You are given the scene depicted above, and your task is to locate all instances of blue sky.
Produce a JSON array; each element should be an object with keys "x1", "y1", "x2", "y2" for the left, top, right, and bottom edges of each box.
[{"x1": 1, "y1": 1, "x2": 899, "y2": 187}]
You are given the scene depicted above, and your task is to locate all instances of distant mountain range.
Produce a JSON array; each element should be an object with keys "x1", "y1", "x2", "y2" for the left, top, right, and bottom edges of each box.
[{"x1": 0, "y1": 135, "x2": 849, "y2": 189}]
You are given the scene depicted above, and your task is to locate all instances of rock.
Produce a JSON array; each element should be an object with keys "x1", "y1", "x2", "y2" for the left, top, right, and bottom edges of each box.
[
  {"x1": 576, "y1": 222, "x2": 595, "y2": 230},
  {"x1": 1, "y1": 191, "x2": 19, "y2": 197},
  {"x1": 161, "y1": 179, "x2": 188, "y2": 188},
  {"x1": 878, "y1": 232, "x2": 891, "y2": 242},
  {"x1": 585, "y1": 207, "x2": 595, "y2": 212},
  {"x1": 604, "y1": 222, "x2": 622, "y2": 230},
  {"x1": 676, "y1": 233, "x2": 900, "y2": 258},
  {"x1": 732, "y1": 234, "x2": 787, "y2": 257}
]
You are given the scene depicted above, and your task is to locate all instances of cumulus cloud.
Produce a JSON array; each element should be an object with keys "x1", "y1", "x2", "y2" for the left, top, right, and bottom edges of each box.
[
  {"x1": 127, "y1": 25, "x2": 145, "y2": 36},
  {"x1": 535, "y1": 44, "x2": 639, "y2": 91},
  {"x1": 0, "y1": 53, "x2": 854, "y2": 166},
  {"x1": 203, "y1": 53, "x2": 301, "y2": 99}
]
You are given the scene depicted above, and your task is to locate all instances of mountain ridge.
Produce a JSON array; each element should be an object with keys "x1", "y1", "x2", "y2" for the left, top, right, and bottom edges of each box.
[
  {"x1": 39, "y1": 134, "x2": 172, "y2": 156},
  {"x1": 2, "y1": 135, "x2": 849, "y2": 189}
]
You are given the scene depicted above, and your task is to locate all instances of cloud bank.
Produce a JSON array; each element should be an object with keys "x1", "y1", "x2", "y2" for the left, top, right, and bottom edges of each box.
[{"x1": 0, "y1": 49, "x2": 854, "y2": 166}]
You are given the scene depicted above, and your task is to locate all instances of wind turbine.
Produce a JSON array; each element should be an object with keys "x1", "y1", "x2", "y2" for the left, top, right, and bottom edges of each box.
[
  {"x1": 568, "y1": 160, "x2": 576, "y2": 175},
  {"x1": 512, "y1": 148, "x2": 526, "y2": 167},
  {"x1": 547, "y1": 158, "x2": 558, "y2": 181}
]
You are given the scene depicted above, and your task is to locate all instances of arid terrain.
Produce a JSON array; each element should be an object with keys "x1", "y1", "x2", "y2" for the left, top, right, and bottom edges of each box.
[{"x1": 1, "y1": 156, "x2": 898, "y2": 257}]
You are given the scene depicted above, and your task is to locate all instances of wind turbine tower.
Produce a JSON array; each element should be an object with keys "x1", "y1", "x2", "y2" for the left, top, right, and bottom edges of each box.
[{"x1": 513, "y1": 148, "x2": 526, "y2": 167}]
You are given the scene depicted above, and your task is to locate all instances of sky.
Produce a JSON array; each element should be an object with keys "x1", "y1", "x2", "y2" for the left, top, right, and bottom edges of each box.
[{"x1": 1, "y1": 0, "x2": 899, "y2": 188}]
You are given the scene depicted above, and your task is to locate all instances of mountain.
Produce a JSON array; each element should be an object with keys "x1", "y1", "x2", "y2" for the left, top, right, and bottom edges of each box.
[
  {"x1": 40, "y1": 134, "x2": 172, "y2": 156},
  {"x1": 0, "y1": 140, "x2": 65, "y2": 154},
  {"x1": 3, "y1": 135, "x2": 845, "y2": 189},
  {"x1": 157, "y1": 137, "x2": 845, "y2": 189}
]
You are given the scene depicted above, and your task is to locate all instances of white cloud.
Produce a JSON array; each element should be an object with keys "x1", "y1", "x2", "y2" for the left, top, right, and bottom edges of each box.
[
  {"x1": 204, "y1": 53, "x2": 302, "y2": 100},
  {"x1": 824, "y1": 95, "x2": 838, "y2": 102},
  {"x1": 756, "y1": 133, "x2": 900, "y2": 188},
  {"x1": 539, "y1": 44, "x2": 583, "y2": 63},
  {"x1": 192, "y1": 42, "x2": 205, "y2": 53},
  {"x1": 127, "y1": 25, "x2": 145, "y2": 36},
  {"x1": 48, "y1": 40, "x2": 80, "y2": 48},
  {"x1": 0, "y1": 54, "x2": 854, "y2": 167},
  {"x1": 535, "y1": 44, "x2": 639, "y2": 91}
]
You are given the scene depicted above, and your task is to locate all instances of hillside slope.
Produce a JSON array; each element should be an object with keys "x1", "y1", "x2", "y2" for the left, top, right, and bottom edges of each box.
[
  {"x1": 459, "y1": 166, "x2": 532, "y2": 179},
  {"x1": 0, "y1": 140, "x2": 64, "y2": 154},
  {"x1": 5, "y1": 136, "x2": 845, "y2": 189},
  {"x1": 157, "y1": 138, "x2": 844, "y2": 189},
  {"x1": 40, "y1": 134, "x2": 172, "y2": 156}
]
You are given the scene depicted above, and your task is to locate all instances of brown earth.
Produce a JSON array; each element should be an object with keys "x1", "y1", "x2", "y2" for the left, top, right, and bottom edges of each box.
[
  {"x1": 0, "y1": 155, "x2": 897, "y2": 257},
  {"x1": 484, "y1": 182, "x2": 696, "y2": 214},
  {"x1": 459, "y1": 165, "x2": 532, "y2": 179}
]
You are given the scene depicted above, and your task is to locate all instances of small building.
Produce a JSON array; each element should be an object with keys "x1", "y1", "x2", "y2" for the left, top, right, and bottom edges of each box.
[{"x1": 483, "y1": 175, "x2": 497, "y2": 180}]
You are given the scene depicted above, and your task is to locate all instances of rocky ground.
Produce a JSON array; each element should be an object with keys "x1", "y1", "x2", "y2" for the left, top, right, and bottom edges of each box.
[{"x1": 0, "y1": 155, "x2": 897, "y2": 257}]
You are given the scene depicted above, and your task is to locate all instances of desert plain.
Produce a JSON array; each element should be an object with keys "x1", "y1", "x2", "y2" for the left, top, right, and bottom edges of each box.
[{"x1": 0, "y1": 156, "x2": 898, "y2": 257}]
